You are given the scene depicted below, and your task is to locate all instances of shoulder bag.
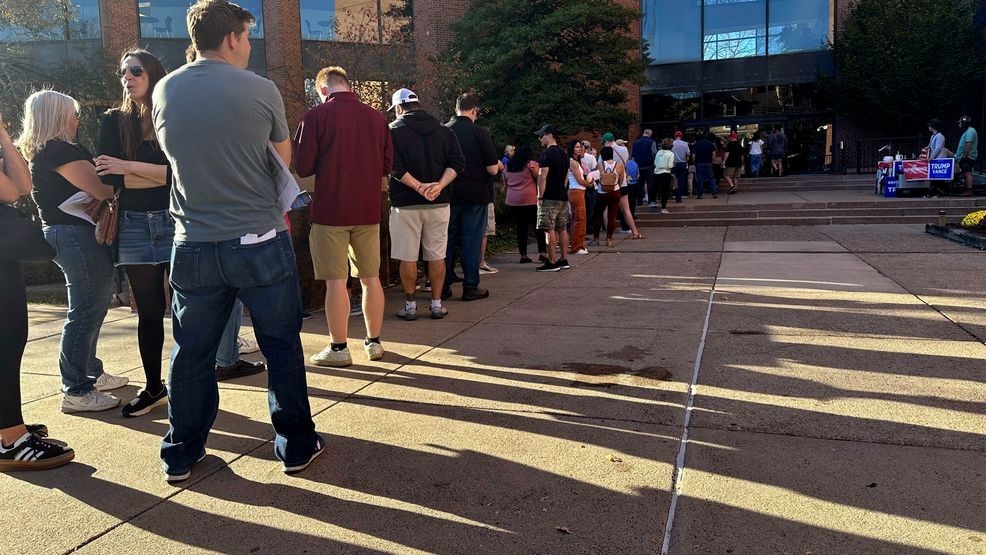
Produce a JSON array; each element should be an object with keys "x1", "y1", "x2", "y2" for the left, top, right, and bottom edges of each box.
[{"x1": 0, "y1": 204, "x2": 56, "y2": 262}]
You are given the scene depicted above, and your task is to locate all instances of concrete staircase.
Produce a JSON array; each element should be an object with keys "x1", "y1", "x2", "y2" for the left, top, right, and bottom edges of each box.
[{"x1": 633, "y1": 175, "x2": 986, "y2": 227}]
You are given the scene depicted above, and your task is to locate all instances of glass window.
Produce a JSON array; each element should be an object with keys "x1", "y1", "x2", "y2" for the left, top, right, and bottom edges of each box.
[
  {"x1": 768, "y1": 0, "x2": 829, "y2": 54},
  {"x1": 702, "y1": 87, "x2": 766, "y2": 117},
  {"x1": 643, "y1": 0, "x2": 701, "y2": 64},
  {"x1": 642, "y1": 92, "x2": 701, "y2": 122},
  {"x1": 703, "y1": 0, "x2": 767, "y2": 61},
  {"x1": 0, "y1": 0, "x2": 101, "y2": 41},
  {"x1": 301, "y1": 0, "x2": 407, "y2": 43},
  {"x1": 138, "y1": 0, "x2": 264, "y2": 40}
]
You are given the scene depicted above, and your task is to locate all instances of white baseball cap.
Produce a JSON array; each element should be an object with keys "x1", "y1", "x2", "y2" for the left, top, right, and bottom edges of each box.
[{"x1": 388, "y1": 88, "x2": 419, "y2": 111}]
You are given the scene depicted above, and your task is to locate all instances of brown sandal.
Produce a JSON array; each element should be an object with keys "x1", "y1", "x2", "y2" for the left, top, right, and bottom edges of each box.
[{"x1": 631, "y1": 234, "x2": 645, "y2": 240}]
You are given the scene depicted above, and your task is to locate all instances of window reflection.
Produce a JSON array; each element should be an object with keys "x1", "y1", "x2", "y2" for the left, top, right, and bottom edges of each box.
[
  {"x1": 138, "y1": 0, "x2": 264, "y2": 39},
  {"x1": 0, "y1": 0, "x2": 101, "y2": 41},
  {"x1": 703, "y1": 0, "x2": 766, "y2": 61},
  {"x1": 642, "y1": 0, "x2": 701, "y2": 64},
  {"x1": 769, "y1": 0, "x2": 829, "y2": 54},
  {"x1": 301, "y1": 0, "x2": 408, "y2": 43}
]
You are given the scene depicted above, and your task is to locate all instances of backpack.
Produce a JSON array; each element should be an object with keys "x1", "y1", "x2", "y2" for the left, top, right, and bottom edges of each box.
[{"x1": 600, "y1": 162, "x2": 619, "y2": 192}]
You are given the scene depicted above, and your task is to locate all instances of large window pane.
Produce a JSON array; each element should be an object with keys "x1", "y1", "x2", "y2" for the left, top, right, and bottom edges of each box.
[
  {"x1": 0, "y1": 0, "x2": 100, "y2": 41},
  {"x1": 769, "y1": 0, "x2": 829, "y2": 54},
  {"x1": 301, "y1": 0, "x2": 407, "y2": 43},
  {"x1": 138, "y1": 0, "x2": 264, "y2": 39},
  {"x1": 643, "y1": 0, "x2": 701, "y2": 64},
  {"x1": 703, "y1": 0, "x2": 767, "y2": 61}
]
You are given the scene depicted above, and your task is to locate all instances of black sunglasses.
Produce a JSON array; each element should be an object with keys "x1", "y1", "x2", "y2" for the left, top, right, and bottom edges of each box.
[{"x1": 117, "y1": 65, "x2": 144, "y2": 78}]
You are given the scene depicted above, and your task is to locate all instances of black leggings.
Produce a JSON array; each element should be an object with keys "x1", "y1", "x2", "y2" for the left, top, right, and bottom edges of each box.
[
  {"x1": 656, "y1": 173, "x2": 673, "y2": 209},
  {"x1": 125, "y1": 264, "x2": 169, "y2": 394},
  {"x1": 510, "y1": 204, "x2": 547, "y2": 257},
  {"x1": 0, "y1": 261, "x2": 28, "y2": 429}
]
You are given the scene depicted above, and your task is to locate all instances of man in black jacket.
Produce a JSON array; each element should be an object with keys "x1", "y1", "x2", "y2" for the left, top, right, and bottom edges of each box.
[
  {"x1": 388, "y1": 88, "x2": 466, "y2": 321},
  {"x1": 443, "y1": 93, "x2": 501, "y2": 302}
]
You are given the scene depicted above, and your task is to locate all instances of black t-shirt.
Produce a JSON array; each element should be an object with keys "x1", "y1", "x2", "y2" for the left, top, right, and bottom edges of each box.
[
  {"x1": 538, "y1": 144, "x2": 569, "y2": 202},
  {"x1": 98, "y1": 110, "x2": 171, "y2": 212},
  {"x1": 693, "y1": 139, "x2": 715, "y2": 165},
  {"x1": 725, "y1": 140, "x2": 744, "y2": 168},
  {"x1": 446, "y1": 116, "x2": 499, "y2": 205},
  {"x1": 30, "y1": 140, "x2": 96, "y2": 227}
]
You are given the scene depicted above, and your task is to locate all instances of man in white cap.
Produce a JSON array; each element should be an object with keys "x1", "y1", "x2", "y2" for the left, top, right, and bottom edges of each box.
[{"x1": 387, "y1": 88, "x2": 466, "y2": 320}]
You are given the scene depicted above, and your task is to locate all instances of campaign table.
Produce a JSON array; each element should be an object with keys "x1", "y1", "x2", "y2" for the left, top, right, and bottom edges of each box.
[{"x1": 893, "y1": 158, "x2": 955, "y2": 196}]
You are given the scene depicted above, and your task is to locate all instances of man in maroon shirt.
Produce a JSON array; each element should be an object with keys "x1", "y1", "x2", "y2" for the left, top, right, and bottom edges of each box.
[{"x1": 293, "y1": 66, "x2": 393, "y2": 368}]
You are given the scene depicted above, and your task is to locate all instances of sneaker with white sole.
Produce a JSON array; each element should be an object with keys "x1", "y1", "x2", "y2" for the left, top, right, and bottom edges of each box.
[
  {"x1": 575, "y1": 248, "x2": 588, "y2": 255},
  {"x1": 350, "y1": 296, "x2": 363, "y2": 317},
  {"x1": 364, "y1": 340, "x2": 384, "y2": 361},
  {"x1": 122, "y1": 384, "x2": 168, "y2": 418},
  {"x1": 94, "y1": 372, "x2": 128, "y2": 391},
  {"x1": 648, "y1": 202, "x2": 657, "y2": 208},
  {"x1": 0, "y1": 433, "x2": 74, "y2": 472},
  {"x1": 397, "y1": 306, "x2": 417, "y2": 321},
  {"x1": 283, "y1": 436, "x2": 325, "y2": 474},
  {"x1": 310, "y1": 346, "x2": 352, "y2": 367},
  {"x1": 237, "y1": 336, "x2": 260, "y2": 354},
  {"x1": 61, "y1": 390, "x2": 120, "y2": 413},
  {"x1": 660, "y1": 209, "x2": 670, "y2": 214},
  {"x1": 165, "y1": 452, "x2": 206, "y2": 483}
]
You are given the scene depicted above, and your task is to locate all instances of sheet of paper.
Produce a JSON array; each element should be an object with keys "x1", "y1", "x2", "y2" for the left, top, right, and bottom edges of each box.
[
  {"x1": 58, "y1": 191, "x2": 96, "y2": 224},
  {"x1": 240, "y1": 228, "x2": 276, "y2": 245},
  {"x1": 587, "y1": 170, "x2": 600, "y2": 181},
  {"x1": 268, "y1": 143, "x2": 302, "y2": 214}
]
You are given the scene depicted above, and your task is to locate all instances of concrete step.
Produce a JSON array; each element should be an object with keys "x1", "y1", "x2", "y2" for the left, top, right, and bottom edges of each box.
[
  {"x1": 637, "y1": 214, "x2": 967, "y2": 227},
  {"x1": 635, "y1": 206, "x2": 977, "y2": 222}
]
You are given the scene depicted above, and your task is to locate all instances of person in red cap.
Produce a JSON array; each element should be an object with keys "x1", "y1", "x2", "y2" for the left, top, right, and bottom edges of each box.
[{"x1": 722, "y1": 131, "x2": 744, "y2": 194}]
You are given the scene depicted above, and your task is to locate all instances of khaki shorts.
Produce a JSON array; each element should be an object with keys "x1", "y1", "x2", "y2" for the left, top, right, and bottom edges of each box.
[
  {"x1": 389, "y1": 205, "x2": 450, "y2": 262},
  {"x1": 724, "y1": 166, "x2": 742, "y2": 179},
  {"x1": 486, "y1": 202, "x2": 496, "y2": 236},
  {"x1": 537, "y1": 199, "x2": 569, "y2": 232},
  {"x1": 310, "y1": 224, "x2": 381, "y2": 280}
]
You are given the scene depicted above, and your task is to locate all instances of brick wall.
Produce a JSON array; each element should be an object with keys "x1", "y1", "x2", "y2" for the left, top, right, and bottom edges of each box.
[
  {"x1": 99, "y1": 0, "x2": 139, "y2": 64},
  {"x1": 412, "y1": 0, "x2": 469, "y2": 111}
]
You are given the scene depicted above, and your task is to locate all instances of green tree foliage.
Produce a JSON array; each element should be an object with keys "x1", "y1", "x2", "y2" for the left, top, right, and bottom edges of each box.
[
  {"x1": 830, "y1": 0, "x2": 982, "y2": 134},
  {"x1": 435, "y1": 0, "x2": 646, "y2": 147}
]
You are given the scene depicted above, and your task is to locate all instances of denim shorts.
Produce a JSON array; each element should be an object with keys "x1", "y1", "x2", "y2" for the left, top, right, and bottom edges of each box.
[{"x1": 116, "y1": 209, "x2": 175, "y2": 266}]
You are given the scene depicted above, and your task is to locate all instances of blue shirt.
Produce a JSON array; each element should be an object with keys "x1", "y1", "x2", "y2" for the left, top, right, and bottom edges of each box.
[
  {"x1": 631, "y1": 136, "x2": 655, "y2": 168},
  {"x1": 957, "y1": 127, "x2": 978, "y2": 161}
]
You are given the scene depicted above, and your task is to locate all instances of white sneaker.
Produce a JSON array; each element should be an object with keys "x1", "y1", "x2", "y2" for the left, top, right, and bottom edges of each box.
[
  {"x1": 647, "y1": 202, "x2": 657, "y2": 208},
  {"x1": 364, "y1": 341, "x2": 384, "y2": 361},
  {"x1": 479, "y1": 263, "x2": 499, "y2": 274},
  {"x1": 310, "y1": 346, "x2": 352, "y2": 367},
  {"x1": 575, "y1": 248, "x2": 589, "y2": 255},
  {"x1": 94, "y1": 372, "x2": 129, "y2": 391},
  {"x1": 237, "y1": 336, "x2": 260, "y2": 354},
  {"x1": 61, "y1": 390, "x2": 120, "y2": 413},
  {"x1": 660, "y1": 209, "x2": 670, "y2": 214}
]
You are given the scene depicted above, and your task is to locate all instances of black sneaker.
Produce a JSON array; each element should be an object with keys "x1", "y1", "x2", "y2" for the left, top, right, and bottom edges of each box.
[
  {"x1": 519, "y1": 257, "x2": 533, "y2": 264},
  {"x1": 0, "y1": 433, "x2": 74, "y2": 472},
  {"x1": 536, "y1": 261, "x2": 560, "y2": 272},
  {"x1": 26, "y1": 424, "x2": 48, "y2": 438},
  {"x1": 301, "y1": 311, "x2": 313, "y2": 320},
  {"x1": 556, "y1": 259, "x2": 571, "y2": 270},
  {"x1": 461, "y1": 287, "x2": 490, "y2": 301},
  {"x1": 539, "y1": 255, "x2": 550, "y2": 265},
  {"x1": 216, "y1": 360, "x2": 267, "y2": 382},
  {"x1": 283, "y1": 436, "x2": 326, "y2": 474},
  {"x1": 122, "y1": 384, "x2": 168, "y2": 418}
]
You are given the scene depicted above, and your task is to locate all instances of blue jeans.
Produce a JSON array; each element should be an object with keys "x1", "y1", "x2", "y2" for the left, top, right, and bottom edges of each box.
[
  {"x1": 162, "y1": 231, "x2": 317, "y2": 475},
  {"x1": 444, "y1": 203, "x2": 487, "y2": 290},
  {"x1": 695, "y1": 164, "x2": 719, "y2": 197},
  {"x1": 672, "y1": 162, "x2": 689, "y2": 202},
  {"x1": 750, "y1": 154, "x2": 763, "y2": 176},
  {"x1": 43, "y1": 225, "x2": 114, "y2": 395},
  {"x1": 215, "y1": 299, "x2": 243, "y2": 367}
]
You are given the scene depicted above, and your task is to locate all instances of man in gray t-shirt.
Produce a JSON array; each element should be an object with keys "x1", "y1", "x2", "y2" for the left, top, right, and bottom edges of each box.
[
  {"x1": 154, "y1": 60, "x2": 289, "y2": 242},
  {"x1": 153, "y1": 0, "x2": 320, "y2": 484}
]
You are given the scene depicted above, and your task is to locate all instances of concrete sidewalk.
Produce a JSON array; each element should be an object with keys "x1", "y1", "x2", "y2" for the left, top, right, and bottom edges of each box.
[{"x1": 6, "y1": 224, "x2": 986, "y2": 554}]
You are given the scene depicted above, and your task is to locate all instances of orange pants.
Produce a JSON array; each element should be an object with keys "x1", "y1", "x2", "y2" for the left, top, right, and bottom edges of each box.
[{"x1": 568, "y1": 189, "x2": 586, "y2": 252}]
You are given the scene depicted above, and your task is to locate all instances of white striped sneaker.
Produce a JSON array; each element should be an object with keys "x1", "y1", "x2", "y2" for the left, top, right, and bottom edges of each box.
[
  {"x1": 94, "y1": 372, "x2": 129, "y2": 391},
  {"x1": 61, "y1": 390, "x2": 120, "y2": 413},
  {"x1": 0, "y1": 433, "x2": 75, "y2": 471}
]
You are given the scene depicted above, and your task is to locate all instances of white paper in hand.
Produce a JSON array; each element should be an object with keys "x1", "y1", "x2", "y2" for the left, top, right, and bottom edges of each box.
[
  {"x1": 58, "y1": 191, "x2": 97, "y2": 224},
  {"x1": 269, "y1": 143, "x2": 301, "y2": 214}
]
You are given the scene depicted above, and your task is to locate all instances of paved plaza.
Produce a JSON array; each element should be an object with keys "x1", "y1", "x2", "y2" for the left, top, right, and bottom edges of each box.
[{"x1": 6, "y1": 223, "x2": 986, "y2": 554}]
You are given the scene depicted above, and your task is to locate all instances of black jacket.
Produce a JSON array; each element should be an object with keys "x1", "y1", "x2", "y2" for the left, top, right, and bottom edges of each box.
[
  {"x1": 389, "y1": 110, "x2": 466, "y2": 207},
  {"x1": 446, "y1": 116, "x2": 499, "y2": 205}
]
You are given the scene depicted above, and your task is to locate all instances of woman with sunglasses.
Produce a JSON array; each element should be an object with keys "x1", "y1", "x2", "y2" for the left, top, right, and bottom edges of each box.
[
  {"x1": 18, "y1": 90, "x2": 129, "y2": 414},
  {"x1": 95, "y1": 49, "x2": 172, "y2": 417}
]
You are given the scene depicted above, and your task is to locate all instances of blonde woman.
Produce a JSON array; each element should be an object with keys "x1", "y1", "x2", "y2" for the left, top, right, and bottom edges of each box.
[{"x1": 17, "y1": 90, "x2": 129, "y2": 414}]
